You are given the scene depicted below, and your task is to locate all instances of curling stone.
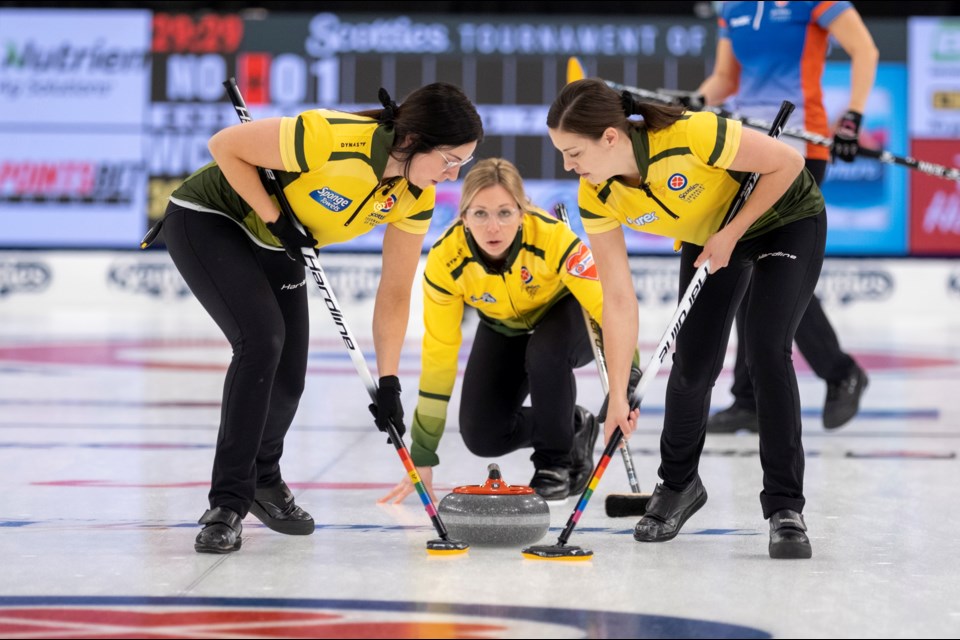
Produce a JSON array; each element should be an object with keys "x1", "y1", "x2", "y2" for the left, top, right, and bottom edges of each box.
[{"x1": 438, "y1": 463, "x2": 550, "y2": 547}]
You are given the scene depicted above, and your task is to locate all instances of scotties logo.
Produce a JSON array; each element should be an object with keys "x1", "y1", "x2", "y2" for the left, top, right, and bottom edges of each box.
[
  {"x1": 667, "y1": 173, "x2": 688, "y2": 191},
  {"x1": 108, "y1": 262, "x2": 191, "y2": 299},
  {"x1": 520, "y1": 266, "x2": 533, "y2": 284},
  {"x1": 565, "y1": 244, "x2": 598, "y2": 280},
  {"x1": 816, "y1": 268, "x2": 893, "y2": 306},
  {"x1": 374, "y1": 194, "x2": 397, "y2": 213},
  {"x1": 309, "y1": 187, "x2": 353, "y2": 212},
  {"x1": 0, "y1": 260, "x2": 50, "y2": 297}
]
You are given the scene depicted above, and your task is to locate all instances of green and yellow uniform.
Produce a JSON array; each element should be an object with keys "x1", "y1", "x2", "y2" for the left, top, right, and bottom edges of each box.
[
  {"x1": 578, "y1": 111, "x2": 823, "y2": 245},
  {"x1": 170, "y1": 110, "x2": 434, "y2": 247},
  {"x1": 410, "y1": 209, "x2": 604, "y2": 467}
]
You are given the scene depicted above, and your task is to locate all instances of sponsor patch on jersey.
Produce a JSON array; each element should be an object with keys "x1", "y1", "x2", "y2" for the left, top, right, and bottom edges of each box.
[
  {"x1": 520, "y1": 266, "x2": 533, "y2": 284},
  {"x1": 470, "y1": 292, "x2": 497, "y2": 304},
  {"x1": 667, "y1": 173, "x2": 688, "y2": 191},
  {"x1": 565, "y1": 244, "x2": 598, "y2": 280},
  {"x1": 626, "y1": 212, "x2": 658, "y2": 227},
  {"x1": 374, "y1": 194, "x2": 397, "y2": 213},
  {"x1": 309, "y1": 186, "x2": 353, "y2": 212}
]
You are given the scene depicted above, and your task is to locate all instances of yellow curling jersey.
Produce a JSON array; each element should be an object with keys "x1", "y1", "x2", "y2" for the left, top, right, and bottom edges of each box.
[
  {"x1": 579, "y1": 111, "x2": 823, "y2": 246},
  {"x1": 409, "y1": 209, "x2": 604, "y2": 467},
  {"x1": 170, "y1": 110, "x2": 434, "y2": 249}
]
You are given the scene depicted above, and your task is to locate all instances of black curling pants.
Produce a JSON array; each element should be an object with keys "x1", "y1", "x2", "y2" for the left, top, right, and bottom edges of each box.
[
  {"x1": 729, "y1": 160, "x2": 855, "y2": 408},
  {"x1": 162, "y1": 204, "x2": 309, "y2": 517},
  {"x1": 458, "y1": 294, "x2": 595, "y2": 470},
  {"x1": 662, "y1": 211, "x2": 826, "y2": 518}
]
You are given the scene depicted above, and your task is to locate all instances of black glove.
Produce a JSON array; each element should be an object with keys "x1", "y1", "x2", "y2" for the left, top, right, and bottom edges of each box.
[
  {"x1": 628, "y1": 364, "x2": 642, "y2": 397},
  {"x1": 831, "y1": 110, "x2": 862, "y2": 163},
  {"x1": 369, "y1": 375, "x2": 406, "y2": 444},
  {"x1": 675, "y1": 92, "x2": 705, "y2": 111},
  {"x1": 266, "y1": 215, "x2": 316, "y2": 266}
]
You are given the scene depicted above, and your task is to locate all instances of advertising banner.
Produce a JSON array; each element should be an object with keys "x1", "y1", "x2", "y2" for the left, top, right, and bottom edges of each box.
[
  {"x1": 0, "y1": 9, "x2": 151, "y2": 248},
  {"x1": 819, "y1": 63, "x2": 909, "y2": 255},
  {"x1": 908, "y1": 17, "x2": 960, "y2": 138},
  {"x1": 909, "y1": 139, "x2": 960, "y2": 255}
]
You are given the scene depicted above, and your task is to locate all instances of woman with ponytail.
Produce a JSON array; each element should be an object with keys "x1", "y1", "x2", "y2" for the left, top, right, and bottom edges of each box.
[
  {"x1": 547, "y1": 78, "x2": 825, "y2": 560},
  {"x1": 146, "y1": 83, "x2": 482, "y2": 554}
]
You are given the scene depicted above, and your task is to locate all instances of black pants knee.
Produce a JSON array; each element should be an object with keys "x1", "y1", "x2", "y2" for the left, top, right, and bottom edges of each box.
[
  {"x1": 458, "y1": 295, "x2": 594, "y2": 470},
  {"x1": 162, "y1": 204, "x2": 309, "y2": 516},
  {"x1": 662, "y1": 212, "x2": 826, "y2": 518}
]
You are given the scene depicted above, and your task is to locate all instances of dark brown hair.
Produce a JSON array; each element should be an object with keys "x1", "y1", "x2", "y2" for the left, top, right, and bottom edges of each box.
[
  {"x1": 547, "y1": 78, "x2": 684, "y2": 138},
  {"x1": 356, "y1": 83, "x2": 483, "y2": 174}
]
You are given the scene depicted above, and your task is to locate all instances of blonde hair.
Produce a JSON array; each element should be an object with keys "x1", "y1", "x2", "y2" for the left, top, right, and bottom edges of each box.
[{"x1": 459, "y1": 158, "x2": 530, "y2": 217}]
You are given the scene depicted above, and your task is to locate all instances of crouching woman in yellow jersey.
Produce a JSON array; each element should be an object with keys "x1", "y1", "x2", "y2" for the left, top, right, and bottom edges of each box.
[
  {"x1": 379, "y1": 158, "x2": 604, "y2": 503},
  {"x1": 548, "y1": 79, "x2": 825, "y2": 559},
  {"x1": 151, "y1": 84, "x2": 482, "y2": 554}
]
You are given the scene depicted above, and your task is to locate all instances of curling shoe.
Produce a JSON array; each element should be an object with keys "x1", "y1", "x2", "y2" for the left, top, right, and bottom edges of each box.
[
  {"x1": 569, "y1": 405, "x2": 601, "y2": 495},
  {"x1": 529, "y1": 467, "x2": 570, "y2": 501},
  {"x1": 706, "y1": 404, "x2": 760, "y2": 433},
  {"x1": 768, "y1": 509, "x2": 812, "y2": 559},
  {"x1": 823, "y1": 365, "x2": 869, "y2": 430},
  {"x1": 633, "y1": 476, "x2": 707, "y2": 542},
  {"x1": 195, "y1": 506, "x2": 242, "y2": 554},
  {"x1": 249, "y1": 480, "x2": 315, "y2": 535}
]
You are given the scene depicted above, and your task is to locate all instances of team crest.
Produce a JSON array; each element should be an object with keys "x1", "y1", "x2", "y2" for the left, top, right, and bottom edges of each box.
[
  {"x1": 565, "y1": 244, "x2": 598, "y2": 280},
  {"x1": 667, "y1": 173, "x2": 688, "y2": 191},
  {"x1": 374, "y1": 194, "x2": 397, "y2": 213},
  {"x1": 520, "y1": 266, "x2": 533, "y2": 284}
]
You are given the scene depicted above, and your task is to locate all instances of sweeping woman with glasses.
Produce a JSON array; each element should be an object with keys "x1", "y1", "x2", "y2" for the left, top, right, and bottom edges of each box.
[{"x1": 146, "y1": 83, "x2": 482, "y2": 554}]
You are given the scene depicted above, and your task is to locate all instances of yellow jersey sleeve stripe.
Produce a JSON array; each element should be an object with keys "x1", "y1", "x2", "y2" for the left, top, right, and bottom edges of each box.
[
  {"x1": 557, "y1": 237, "x2": 580, "y2": 272},
  {"x1": 419, "y1": 390, "x2": 451, "y2": 402},
  {"x1": 409, "y1": 209, "x2": 434, "y2": 221},
  {"x1": 294, "y1": 116, "x2": 309, "y2": 172},
  {"x1": 580, "y1": 207, "x2": 606, "y2": 219},
  {"x1": 707, "y1": 116, "x2": 728, "y2": 166},
  {"x1": 424, "y1": 273, "x2": 453, "y2": 296}
]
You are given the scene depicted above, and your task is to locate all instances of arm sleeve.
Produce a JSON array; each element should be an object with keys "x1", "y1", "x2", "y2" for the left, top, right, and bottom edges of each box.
[
  {"x1": 391, "y1": 186, "x2": 435, "y2": 236},
  {"x1": 815, "y1": 1, "x2": 854, "y2": 28},
  {"x1": 410, "y1": 254, "x2": 464, "y2": 467},
  {"x1": 578, "y1": 180, "x2": 621, "y2": 235},
  {"x1": 278, "y1": 111, "x2": 333, "y2": 174},
  {"x1": 686, "y1": 111, "x2": 742, "y2": 169}
]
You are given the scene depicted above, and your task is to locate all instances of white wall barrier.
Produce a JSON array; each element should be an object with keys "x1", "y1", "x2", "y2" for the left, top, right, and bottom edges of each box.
[{"x1": 1, "y1": 251, "x2": 958, "y2": 342}]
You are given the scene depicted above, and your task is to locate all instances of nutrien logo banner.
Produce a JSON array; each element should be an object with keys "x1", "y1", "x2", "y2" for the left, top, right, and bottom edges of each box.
[{"x1": 0, "y1": 260, "x2": 51, "y2": 297}]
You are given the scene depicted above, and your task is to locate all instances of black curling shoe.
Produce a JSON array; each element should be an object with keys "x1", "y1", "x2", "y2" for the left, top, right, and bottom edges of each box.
[
  {"x1": 195, "y1": 506, "x2": 243, "y2": 554},
  {"x1": 249, "y1": 480, "x2": 315, "y2": 535},
  {"x1": 768, "y1": 509, "x2": 813, "y2": 559},
  {"x1": 633, "y1": 476, "x2": 707, "y2": 542}
]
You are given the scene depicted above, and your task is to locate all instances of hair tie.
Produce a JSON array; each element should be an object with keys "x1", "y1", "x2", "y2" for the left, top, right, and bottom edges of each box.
[
  {"x1": 378, "y1": 87, "x2": 399, "y2": 124},
  {"x1": 620, "y1": 91, "x2": 638, "y2": 116}
]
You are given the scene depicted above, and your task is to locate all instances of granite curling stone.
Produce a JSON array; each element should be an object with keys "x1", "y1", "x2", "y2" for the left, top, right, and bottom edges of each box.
[{"x1": 437, "y1": 463, "x2": 550, "y2": 546}]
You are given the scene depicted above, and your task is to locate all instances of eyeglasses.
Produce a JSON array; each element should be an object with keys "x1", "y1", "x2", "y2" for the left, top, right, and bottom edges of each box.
[
  {"x1": 465, "y1": 208, "x2": 522, "y2": 225},
  {"x1": 436, "y1": 148, "x2": 473, "y2": 171}
]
